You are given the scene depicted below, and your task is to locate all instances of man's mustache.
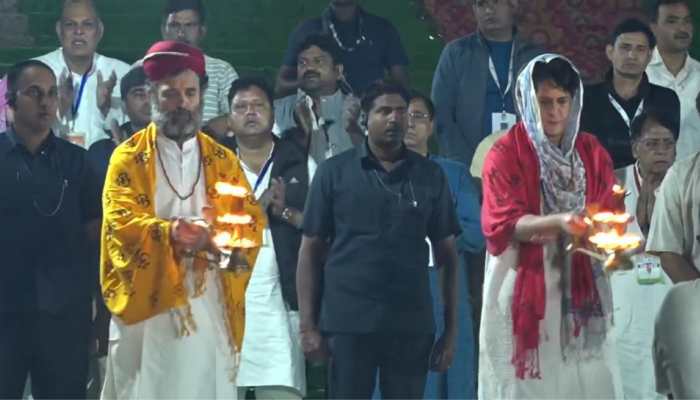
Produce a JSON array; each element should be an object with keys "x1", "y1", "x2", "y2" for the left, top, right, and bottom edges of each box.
[
  {"x1": 303, "y1": 71, "x2": 321, "y2": 79},
  {"x1": 675, "y1": 32, "x2": 691, "y2": 40}
]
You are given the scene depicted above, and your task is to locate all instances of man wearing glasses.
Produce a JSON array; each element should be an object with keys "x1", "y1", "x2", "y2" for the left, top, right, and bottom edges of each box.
[
  {"x1": 35, "y1": 0, "x2": 130, "y2": 149},
  {"x1": 161, "y1": 0, "x2": 239, "y2": 124},
  {"x1": 610, "y1": 109, "x2": 676, "y2": 399},
  {"x1": 0, "y1": 59, "x2": 100, "y2": 398}
]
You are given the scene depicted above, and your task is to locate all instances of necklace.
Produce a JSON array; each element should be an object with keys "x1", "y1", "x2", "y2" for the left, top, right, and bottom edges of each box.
[
  {"x1": 155, "y1": 137, "x2": 203, "y2": 201},
  {"x1": 372, "y1": 169, "x2": 417, "y2": 207},
  {"x1": 328, "y1": 14, "x2": 367, "y2": 52}
]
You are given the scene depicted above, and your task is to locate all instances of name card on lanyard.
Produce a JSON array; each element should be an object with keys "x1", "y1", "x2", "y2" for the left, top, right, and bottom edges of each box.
[
  {"x1": 67, "y1": 69, "x2": 91, "y2": 148},
  {"x1": 608, "y1": 93, "x2": 644, "y2": 129},
  {"x1": 488, "y1": 46, "x2": 517, "y2": 134}
]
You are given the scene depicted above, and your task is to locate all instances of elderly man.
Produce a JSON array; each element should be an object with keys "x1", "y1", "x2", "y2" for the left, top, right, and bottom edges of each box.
[
  {"x1": 610, "y1": 109, "x2": 677, "y2": 400},
  {"x1": 0, "y1": 59, "x2": 100, "y2": 399},
  {"x1": 161, "y1": 0, "x2": 239, "y2": 124},
  {"x1": 432, "y1": 0, "x2": 543, "y2": 167},
  {"x1": 646, "y1": 92, "x2": 700, "y2": 283},
  {"x1": 100, "y1": 41, "x2": 264, "y2": 399},
  {"x1": 275, "y1": 34, "x2": 362, "y2": 164},
  {"x1": 276, "y1": 0, "x2": 409, "y2": 97},
  {"x1": 297, "y1": 81, "x2": 461, "y2": 399},
  {"x1": 35, "y1": 0, "x2": 130, "y2": 148},
  {"x1": 647, "y1": 0, "x2": 700, "y2": 160}
]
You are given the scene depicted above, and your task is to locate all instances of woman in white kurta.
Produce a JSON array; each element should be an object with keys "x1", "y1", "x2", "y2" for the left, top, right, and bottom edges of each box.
[{"x1": 479, "y1": 54, "x2": 623, "y2": 398}]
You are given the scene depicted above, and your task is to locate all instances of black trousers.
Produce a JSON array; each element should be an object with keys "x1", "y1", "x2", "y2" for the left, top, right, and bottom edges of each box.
[
  {"x1": 0, "y1": 311, "x2": 90, "y2": 399},
  {"x1": 327, "y1": 332, "x2": 434, "y2": 399}
]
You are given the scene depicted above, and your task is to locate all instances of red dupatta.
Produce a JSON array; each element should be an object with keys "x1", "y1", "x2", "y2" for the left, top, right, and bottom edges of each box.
[{"x1": 481, "y1": 122, "x2": 621, "y2": 379}]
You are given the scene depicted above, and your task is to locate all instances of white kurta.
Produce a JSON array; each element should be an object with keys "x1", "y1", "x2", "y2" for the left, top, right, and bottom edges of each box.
[
  {"x1": 479, "y1": 242, "x2": 622, "y2": 399},
  {"x1": 235, "y1": 152, "x2": 316, "y2": 396},
  {"x1": 101, "y1": 135, "x2": 239, "y2": 399},
  {"x1": 609, "y1": 165, "x2": 670, "y2": 399}
]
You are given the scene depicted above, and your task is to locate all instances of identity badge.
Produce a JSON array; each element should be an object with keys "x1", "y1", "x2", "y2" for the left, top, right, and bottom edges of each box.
[
  {"x1": 635, "y1": 255, "x2": 664, "y2": 285},
  {"x1": 492, "y1": 112, "x2": 517, "y2": 134},
  {"x1": 66, "y1": 131, "x2": 86, "y2": 148}
]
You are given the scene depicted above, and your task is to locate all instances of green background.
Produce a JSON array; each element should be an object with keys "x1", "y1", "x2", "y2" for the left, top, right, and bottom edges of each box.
[
  {"x1": 2, "y1": 0, "x2": 700, "y2": 92},
  {"x1": 2, "y1": 0, "x2": 443, "y2": 93}
]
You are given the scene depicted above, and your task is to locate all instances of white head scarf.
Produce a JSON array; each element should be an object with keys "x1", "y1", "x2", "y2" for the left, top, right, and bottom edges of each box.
[{"x1": 515, "y1": 54, "x2": 587, "y2": 214}]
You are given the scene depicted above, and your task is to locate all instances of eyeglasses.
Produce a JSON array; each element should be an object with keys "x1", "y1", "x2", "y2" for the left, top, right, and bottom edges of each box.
[
  {"x1": 18, "y1": 87, "x2": 59, "y2": 103},
  {"x1": 408, "y1": 112, "x2": 430, "y2": 122},
  {"x1": 638, "y1": 138, "x2": 675, "y2": 152}
]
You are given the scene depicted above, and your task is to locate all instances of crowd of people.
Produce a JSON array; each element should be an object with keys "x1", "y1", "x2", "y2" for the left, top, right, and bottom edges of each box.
[{"x1": 0, "y1": 0, "x2": 699, "y2": 399}]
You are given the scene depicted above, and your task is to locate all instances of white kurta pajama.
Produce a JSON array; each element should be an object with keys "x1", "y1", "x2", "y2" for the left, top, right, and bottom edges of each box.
[
  {"x1": 609, "y1": 165, "x2": 670, "y2": 400},
  {"x1": 234, "y1": 153, "x2": 315, "y2": 397},
  {"x1": 102, "y1": 135, "x2": 239, "y2": 399}
]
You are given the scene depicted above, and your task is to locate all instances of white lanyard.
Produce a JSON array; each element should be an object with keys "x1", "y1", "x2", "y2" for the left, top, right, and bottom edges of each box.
[
  {"x1": 488, "y1": 45, "x2": 515, "y2": 112},
  {"x1": 608, "y1": 94, "x2": 644, "y2": 128}
]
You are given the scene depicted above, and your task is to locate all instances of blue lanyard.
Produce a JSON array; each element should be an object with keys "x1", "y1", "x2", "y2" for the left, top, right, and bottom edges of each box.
[
  {"x1": 253, "y1": 154, "x2": 275, "y2": 193},
  {"x1": 71, "y1": 71, "x2": 90, "y2": 118}
]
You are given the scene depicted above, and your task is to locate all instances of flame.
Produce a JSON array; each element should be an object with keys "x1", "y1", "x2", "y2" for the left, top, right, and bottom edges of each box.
[
  {"x1": 213, "y1": 231, "x2": 232, "y2": 248},
  {"x1": 230, "y1": 238, "x2": 257, "y2": 248},
  {"x1": 591, "y1": 212, "x2": 631, "y2": 224},
  {"x1": 217, "y1": 213, "x2": 253, "y2": 225},
  {"x1": 589, "y1": 231, "x2": 642, "y2": 251},
  {"x1": 215, "y1": 182, "x2": 248, "y2": 197},
  {"x1": 612, "y1": 184, "x2": 626, "y2": 195}
]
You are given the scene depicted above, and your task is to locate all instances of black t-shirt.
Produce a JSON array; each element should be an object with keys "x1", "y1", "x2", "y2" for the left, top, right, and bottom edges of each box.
[
  {"x1": 0, "y1": 130, "x2": 100, "y2": 313},
  {"x1": 282, "y1": 7, "x2": 409, "y2": 94},
  {"x1": 303, "y1": 143, "x2": 460, "y2": 334}
]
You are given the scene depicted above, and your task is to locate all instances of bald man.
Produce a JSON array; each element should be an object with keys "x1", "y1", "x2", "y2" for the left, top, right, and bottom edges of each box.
[{"x1": 35, "y1": 0, "x2": 130, "y2": 149}]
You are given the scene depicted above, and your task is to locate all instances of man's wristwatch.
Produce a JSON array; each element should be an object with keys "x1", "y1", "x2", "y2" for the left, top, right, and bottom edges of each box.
[{"x1": 281, "y1": 207, "x2": 294, "y2": 222}]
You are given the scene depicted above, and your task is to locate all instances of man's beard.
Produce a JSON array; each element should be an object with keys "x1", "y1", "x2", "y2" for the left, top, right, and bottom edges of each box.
[{"x1": 151, "y1": 103, "x2": 203, "y2": 143}]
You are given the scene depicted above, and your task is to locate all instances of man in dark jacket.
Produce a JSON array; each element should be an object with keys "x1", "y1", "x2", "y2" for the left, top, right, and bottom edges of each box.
[
  {"x1": 221, "y1": 77, "x2": 313, "y2": 399},
  {"x1": 431, "y1": 0, "x2": 544, "y2": 167},
  {"x1": 581, "y1": 18, "x2": 680, "y2": 170}
]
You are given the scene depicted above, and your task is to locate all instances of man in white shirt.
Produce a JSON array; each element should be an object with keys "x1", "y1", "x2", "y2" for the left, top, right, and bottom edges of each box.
[
  {"x1": 646, "y1": 94, "x2": 700, "y2": 283},
  {"x1": 223, "y1": 77, "x2": 316, "y2": 400},
  {"x1": 161, "y1": 0, "x2": 239, "y2": 124},
  {"x1": 35, "y1": 0, "x2": 130, "y2": 148},
  {"x1": 647, "y1": 0, "x2": 700, "y2": 160},
  {"x1": 612, "y1": 109, "x2": 677, "y2": 400},
  {"x1": 100, "y1": 40, "x2": 264, "y2": 399},
  {"x1": 653, "y1": 279, "x2": 700, "y2": 399}
]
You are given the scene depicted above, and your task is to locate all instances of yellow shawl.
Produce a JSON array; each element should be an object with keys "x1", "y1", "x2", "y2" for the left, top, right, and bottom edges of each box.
[{"x1": 100, "y1": 123, "x2": 264, "y2": 350}]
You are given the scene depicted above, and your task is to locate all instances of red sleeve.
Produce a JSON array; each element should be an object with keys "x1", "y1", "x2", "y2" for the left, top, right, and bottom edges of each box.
[
  {"x1": 481, "y1": 128, "x2": 539, "y2": 256},
  {"x1": 578, "y1": 133, "x2": 623, "y2": 212}
]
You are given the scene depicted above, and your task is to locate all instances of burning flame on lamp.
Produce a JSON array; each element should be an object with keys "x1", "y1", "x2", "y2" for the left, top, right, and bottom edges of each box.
[
  {"x1": 217, "y1": 213, "x2": 253, "y2": 225},
  {"x1": 568, "y1": 184, "x2": 643, "y2": 271},
  {"x1": 215, "y1": 182, "x2": 248, "y2": 197}
]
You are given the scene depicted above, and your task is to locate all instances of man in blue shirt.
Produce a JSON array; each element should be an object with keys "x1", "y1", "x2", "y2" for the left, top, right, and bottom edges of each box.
[
  {"x1": 0, "y1": 59, "x2": 100, "y2": 399},
  {"x1": 276, "y1": 0, "x2": 409, "y2": 97},
  {"x1": 432, "y1": 0, "x2": 544, "y2": 167}
]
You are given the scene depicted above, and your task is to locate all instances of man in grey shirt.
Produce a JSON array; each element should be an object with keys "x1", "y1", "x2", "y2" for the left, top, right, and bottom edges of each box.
[
  {"x1": 274, "y1": 34, "x2": 363, "y2": 164},
  {"x1": 431, "y1": 0, "x2": 543, "y2": 166}
]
